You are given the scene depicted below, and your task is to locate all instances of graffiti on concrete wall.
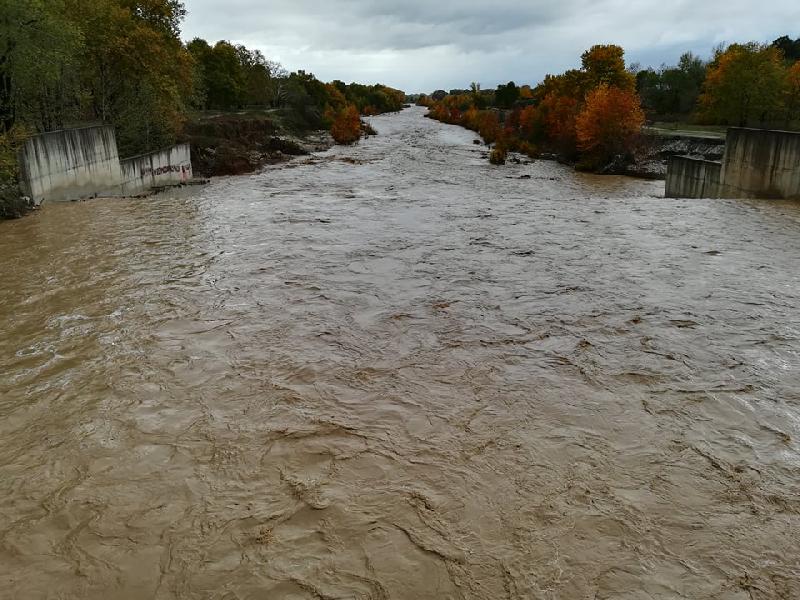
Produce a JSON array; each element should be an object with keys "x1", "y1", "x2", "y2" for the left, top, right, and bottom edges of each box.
[{"x1": 143, "y1": 164, "x2": 185, "y2": 177}]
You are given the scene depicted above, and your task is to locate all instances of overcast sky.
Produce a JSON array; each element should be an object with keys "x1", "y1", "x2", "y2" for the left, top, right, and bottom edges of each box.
[{"x1": 182, "y1": 0, "x2": 800, "y2": 93}]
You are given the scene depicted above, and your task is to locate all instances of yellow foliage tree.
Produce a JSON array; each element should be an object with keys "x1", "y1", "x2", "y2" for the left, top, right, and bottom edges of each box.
[
  {"x1": 698, "y1": 43, "x2": 787, "y2": 127},
  {"x1": 784, "y1": 61, "x2": 800, "y2": 127},
  {"x1": 581, "y1": 45, "x2": 636, "y2": 92}
]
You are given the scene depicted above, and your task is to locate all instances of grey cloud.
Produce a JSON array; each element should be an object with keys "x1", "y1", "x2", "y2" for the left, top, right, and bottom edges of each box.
[{"x1": 181, "y1": 0, "x2": 800, "y2": 92}]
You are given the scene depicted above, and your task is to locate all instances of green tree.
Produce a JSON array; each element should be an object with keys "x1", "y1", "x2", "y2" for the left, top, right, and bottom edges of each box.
[
  {"x1": 189, "y1": 41, "x2": 246, "y2": 110},
  {"x1": 772, "y1": 35, "x2": 800, "y2": 62},
  {"x1": 0, "y1": 0, "x2": 83, "y2": 132},
  {"x1": 699, "y1": 43, "x2": 787, "y2": 127},
  {"x1": 581, "y1": 45, "x2": 635, "y2": 92},
  {"x1": 495, "y1": 81, "x2": 520, "y2": 109},
  {"x1": 70, "y1": 0, "x2": 194, "y2": 154},
  {"x1": 637, "y1": 52, "x2": 706, "y2": 118}
]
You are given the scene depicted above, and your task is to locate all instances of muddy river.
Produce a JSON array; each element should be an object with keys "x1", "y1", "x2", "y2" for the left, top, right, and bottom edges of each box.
[{"x1": 1, "y1": 106, "x2": 799, "y2": 599}]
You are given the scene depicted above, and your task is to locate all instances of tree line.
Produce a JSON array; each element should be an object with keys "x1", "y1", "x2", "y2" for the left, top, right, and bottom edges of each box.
[
  {"x1": 636, "y1": 37, "x2": 800, "y2": 128},
  {"x1": 421, "y1": 35, "x2": 800, "y2": 169},
  {"x1": 0, "y1": 0, "x2": 404, "y2": 207},
  {"x1": 421, "y1": 45, "x2": 644, "y2": 169},
  {"x1": 185, "y1": 40, "x2": 404, "y2": 136}
]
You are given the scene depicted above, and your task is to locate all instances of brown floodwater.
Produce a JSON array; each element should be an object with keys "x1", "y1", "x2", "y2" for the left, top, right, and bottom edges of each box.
[{"x1": 1, "y1": 106, "x2": 800, "y2": 599}]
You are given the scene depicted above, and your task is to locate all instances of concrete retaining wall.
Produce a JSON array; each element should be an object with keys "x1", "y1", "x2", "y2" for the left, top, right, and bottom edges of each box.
[
  {"x1": 119, "y1": 144, "x2": 192, "y2": 196},
  {"x1": 720, "y1": 128, "x2": 800, "y2": 199},
  {"x1": 18, "y1": 126, "x2": 122, "y2": 205},
  {"x1": 665, "y1": 157, "x2": 721, "y2": 198},
  {"x1": 665, "y1": 128, "x2": 800, "y2": 199},
  {"x1": 17, "y1": 127, "x2": 192, "y2": 204}
]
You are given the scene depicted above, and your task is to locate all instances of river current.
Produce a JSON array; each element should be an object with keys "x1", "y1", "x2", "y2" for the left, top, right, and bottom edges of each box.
[{"x1": 1, "y1": 106, "x2": 799, "y2": 599}]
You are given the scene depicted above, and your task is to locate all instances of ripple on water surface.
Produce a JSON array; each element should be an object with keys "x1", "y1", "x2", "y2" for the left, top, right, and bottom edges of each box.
[{"x1": 1, "y1": 106, "x2": 799, "y2": 599}]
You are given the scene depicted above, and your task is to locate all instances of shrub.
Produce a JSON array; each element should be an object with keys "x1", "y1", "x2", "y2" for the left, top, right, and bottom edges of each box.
[
  {"x1": 330, "y1": 105, "x2": 362, "y2": 144},
  {"x1": 489, "y1": 145, "x2": 507, "y2": 165}
]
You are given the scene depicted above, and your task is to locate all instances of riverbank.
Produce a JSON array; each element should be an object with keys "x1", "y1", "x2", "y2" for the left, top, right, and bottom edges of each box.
[
  {"x1": 183, "y1": 110, "x2": 337, "y2": 177},
  {"x1": 0, "y1": 109, "x2": 382, "y2": 220},
  {"x1": 0, "y1": 182, "x2": 33, "y2": 219},
  {"x1": 617, "y1": 130, "x2": 726, "y2": 179},
  {"x1": 426, "y1": 107, "x2": 726, "y2": 180}
]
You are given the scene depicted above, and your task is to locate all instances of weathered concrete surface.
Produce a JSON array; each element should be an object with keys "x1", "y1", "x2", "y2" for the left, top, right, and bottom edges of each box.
[
  {"x1": 720, "y1": 128, "x2": 800, "y2": 199},
  {"x1": 665, "y1": 156, "x2": 721, "y2": 198},
  {"x1": 630, "y1": 134, "x2": 725, "y2": 179},
  {"x1": 666, "y1": 128, "x2": 800, "y2": 199},
  {"x1": 119, "y1": 144, "x2": 192, "y2": 196},
  {"x1": 18, "y1": 126, "x2": 122, "y2": 205},
  {"x1": 17, "y1": 127, "x2": 192, "y2": 204}
]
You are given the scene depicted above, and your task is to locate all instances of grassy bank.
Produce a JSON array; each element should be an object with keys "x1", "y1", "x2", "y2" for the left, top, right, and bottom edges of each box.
[{"x1": 644, "y1": 122, "x2": 727, "y2": 140}]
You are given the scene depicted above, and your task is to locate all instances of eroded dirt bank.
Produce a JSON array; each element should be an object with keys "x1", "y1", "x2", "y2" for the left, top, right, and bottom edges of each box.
[{"x1": 1, "y1": 106, "x2": 799, "y2": 599}]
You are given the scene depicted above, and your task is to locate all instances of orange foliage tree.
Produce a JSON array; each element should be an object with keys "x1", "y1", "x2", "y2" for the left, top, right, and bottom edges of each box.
[
  {"x1": 329, "y1": 105, "x2": 362, "y2": 144},
  {"x1": 518, "y1": 105, "x2": 540, "y2": 140},
  {"x1": 576, "y1": 85, "x2": 644, "y2": 164},
  {"x1": 476, "y1": 111, "x2": 501, "y2": 144},
  {"x1": 423, "y1": 44, "x2": 647, "y2": 169},
  {"x1": 538, "y1": 93, "x2": 580, "y2": 157}
]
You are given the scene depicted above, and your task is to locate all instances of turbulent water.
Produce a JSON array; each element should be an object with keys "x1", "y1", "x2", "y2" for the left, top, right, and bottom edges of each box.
[{"x1": 1, "y1": 106, "x2": 799, "y2": 599}]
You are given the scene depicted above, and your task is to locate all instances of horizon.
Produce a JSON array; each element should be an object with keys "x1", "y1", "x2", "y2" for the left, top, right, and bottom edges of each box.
[{"x1": 181, "y1": 0, "x2": 800, "y2": 93}]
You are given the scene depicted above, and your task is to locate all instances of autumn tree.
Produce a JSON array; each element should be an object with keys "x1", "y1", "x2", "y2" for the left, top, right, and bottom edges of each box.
[
  {"x1": 64, "y1": 0, "x2": 194, "y2": 154},
  {"x1": 772, "y1": 36, "x2": 800, "y2": 62},
  {"x1": 698, "y1": 43, "x2": 787, "y2": 127},
  {"x1": 575, "y1": 84, "x2": 644, "y2": 166},
  {"x1": 476, "y1": 110, "x2": 501, "y2": 143},
  {"x1": 540, "y1": 93, "x2": 580, "y2": 156},
  {"x1": 581, "y1": 45, "x2": 636, "y2": 92},
  {"x1": 518, "y1": 104, "x2": 541, "y2": 140},
  {"x1": 785, "y1": 61, "x2": 800, "y2": 126},
  {"x1": 533, "y1": 70, "x2": 586, "y2": 104},
  {"x1": 329, "y1": 104, "x2": 362, "y2": 144}
]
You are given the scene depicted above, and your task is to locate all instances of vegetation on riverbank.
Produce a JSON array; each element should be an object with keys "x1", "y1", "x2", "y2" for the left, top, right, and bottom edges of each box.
[
  {"x1": 637, "y1": 39, "x2": 800, "y2": 128},
  {"x1": 422, "y1": 45, "x2": 645, "y2": 171},
  {"x1": 0, "y1": 0, "x2": 404, "y2": 217},
  {"x1": 0, "y1": 125, "x2": 29, "y2": 218},
  {"x1": 422, "y1": 35, "x2": 800, "y2": 172}
]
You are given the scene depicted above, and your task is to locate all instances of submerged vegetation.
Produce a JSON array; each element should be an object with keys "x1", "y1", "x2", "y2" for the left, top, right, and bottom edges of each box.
[
  {"x1": 0, "y1": 0, "x2": 403, "y2": 217},
  {"x1": 422, "y1": 36, "x2": 800, "y2": 170}
]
